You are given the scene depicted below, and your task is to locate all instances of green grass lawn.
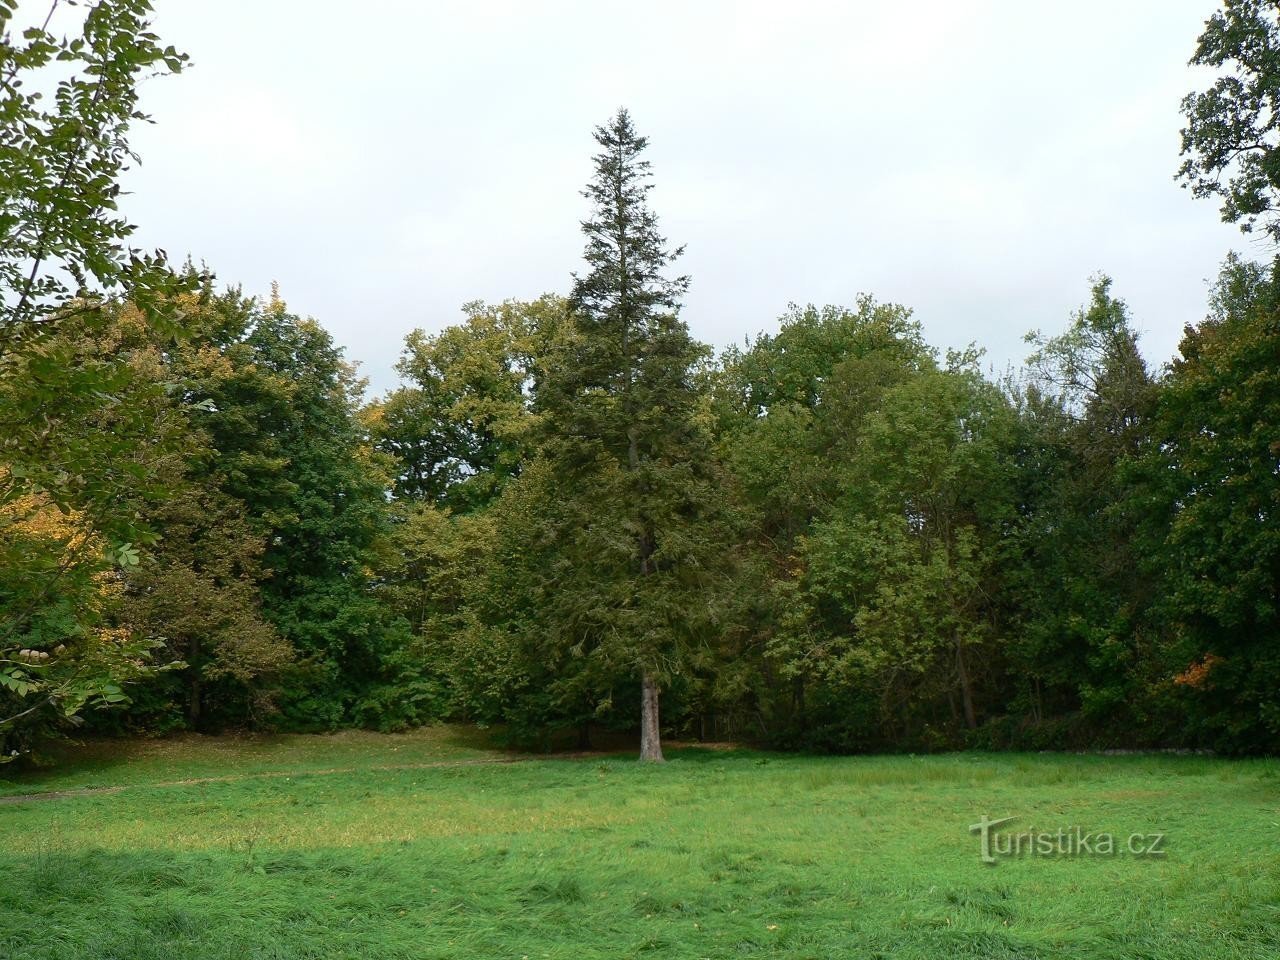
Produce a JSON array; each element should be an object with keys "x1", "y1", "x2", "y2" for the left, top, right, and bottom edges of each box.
[{"x1": 1, "y1": 729, "x2": 1276, "y2": 959}]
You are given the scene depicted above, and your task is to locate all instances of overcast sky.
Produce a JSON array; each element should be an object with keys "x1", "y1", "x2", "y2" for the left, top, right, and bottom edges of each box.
[{"x1": 113, "y1": 1, "x2": 1251, "y2": 397}]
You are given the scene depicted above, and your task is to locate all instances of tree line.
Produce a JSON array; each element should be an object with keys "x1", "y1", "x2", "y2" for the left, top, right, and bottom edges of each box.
[{"x1": 1, "y1": 0, "x2": 1277, "y2": 761}]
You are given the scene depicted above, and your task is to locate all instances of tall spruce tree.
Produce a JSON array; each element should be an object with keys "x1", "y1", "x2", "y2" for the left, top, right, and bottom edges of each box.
[{"x1": 539, "y1": 108, "x2": 715, "y2": 761}]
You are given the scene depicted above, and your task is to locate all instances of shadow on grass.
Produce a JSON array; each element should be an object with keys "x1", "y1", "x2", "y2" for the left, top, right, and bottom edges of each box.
[{"x1": 3, "y1": 838, "x2": 1274, "y2": 960}]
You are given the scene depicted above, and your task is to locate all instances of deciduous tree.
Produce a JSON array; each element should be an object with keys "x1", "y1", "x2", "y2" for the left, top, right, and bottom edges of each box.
[
  {"x1": 0, "y1": 0, "x2": 191, "y2": 747},
  {"x1": 1178, "y1": 0, "x2": 1280, "y2": 243}
]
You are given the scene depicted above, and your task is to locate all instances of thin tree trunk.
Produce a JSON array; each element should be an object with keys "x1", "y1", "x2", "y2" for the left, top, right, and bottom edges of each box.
[
  {"x1": 188, "y1": 636, "x2": 202, "y2": 729},
  {"x1": 639, "y1": 672, "x2": 664, "y2": 762},
  {"x1": 793, "y1": 675, "x2": 806, "y2": 733},
  {"x1": 955, "y1": 633, "x2": 977, "y2": 730}
]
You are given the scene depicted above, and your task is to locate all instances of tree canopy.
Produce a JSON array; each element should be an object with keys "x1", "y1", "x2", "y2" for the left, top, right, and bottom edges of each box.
[{"x1": 2, "y1": 4, "x2": 1278, "y2": 760}]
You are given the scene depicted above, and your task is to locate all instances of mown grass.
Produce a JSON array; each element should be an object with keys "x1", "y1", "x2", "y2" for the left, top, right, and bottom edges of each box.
[{"x1": 1, "y1": 731, "x2": 1277, "y2": 959}]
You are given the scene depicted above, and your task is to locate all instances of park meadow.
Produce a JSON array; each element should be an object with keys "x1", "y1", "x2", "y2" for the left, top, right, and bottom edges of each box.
[
  {"x1": 2, "y1": 1, "x2": 1279, "y2": 958},
  {"x1": 2, "y1": 728, "x2": 1278, "y2": 959}
]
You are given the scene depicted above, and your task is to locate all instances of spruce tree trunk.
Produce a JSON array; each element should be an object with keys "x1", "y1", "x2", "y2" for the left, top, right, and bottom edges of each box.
[
  {"x1": 629, "y1": 419, "x2": 666, "y2": 763},
  {"x1": 639, "y1": 672, "x2": 664, "y2": 762}
]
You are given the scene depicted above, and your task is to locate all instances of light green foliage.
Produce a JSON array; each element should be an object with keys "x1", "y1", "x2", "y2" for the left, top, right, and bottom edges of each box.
[
  {"x1": 122, "y1": 481, "x2": 292, "y2": 730},
  {"x1": 373, "y1": 297, "x2": 561, "y2": 510},
  {"x1": 366, "y1": 501, "x2": 490, "y2": 725},
  {"x1": 0, "y1": 0, "x2": 187, "y2": 338},
  {"x1": 365, "y1": 300, "x2": 573, "y2": 730},
  {"x1": 0, "y1": 732, "x2": 1276, "y2": 959}
]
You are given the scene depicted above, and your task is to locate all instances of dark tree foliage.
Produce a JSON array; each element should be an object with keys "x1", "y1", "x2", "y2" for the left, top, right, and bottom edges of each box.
[
  {"x1": 1138, "y1": 256, "x2": 1280, "y2": 752},
  {"x1": 1010, "y1": 279, "x2": 1162, "y2": 744},
  {"x1": 534, "y1": 109, "x2": 722, "y2": 761},
  {"x1": 37, "y1": 293, "x2": 293, "y2": 735},
  {"x1": 546, "y1": 108, "x2": 697, "y2": 473},
  {"x1": 709, "y1": 300, "x2": 936, "y2": 745},
  {"x1": 174, "y1": 288, "x2": 413, "y2": 729},
  {"x1": 1178, "y1": 0, "x2": 1280, "y2": 243}
]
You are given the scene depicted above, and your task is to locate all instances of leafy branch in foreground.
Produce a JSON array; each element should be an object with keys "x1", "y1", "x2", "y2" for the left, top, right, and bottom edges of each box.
[
  {"x1": 1178, "y1": 0, "x2": 1280, "y2": 244},
  {"x1": 0, "y1": 2, "x2": 192, "y2": 752}
]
